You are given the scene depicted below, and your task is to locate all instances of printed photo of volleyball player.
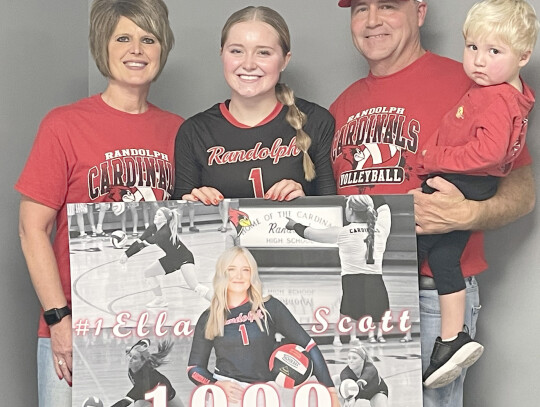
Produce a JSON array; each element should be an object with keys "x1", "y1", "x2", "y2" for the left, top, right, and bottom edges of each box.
[{"x1": 69, "y1": 196, "x2": 421, "y2": 406}]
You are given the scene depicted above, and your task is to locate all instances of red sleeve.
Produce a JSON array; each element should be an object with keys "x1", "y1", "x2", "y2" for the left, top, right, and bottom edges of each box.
[{"x1": 15, "y1": 112, "x2": 70, "y2": 209}]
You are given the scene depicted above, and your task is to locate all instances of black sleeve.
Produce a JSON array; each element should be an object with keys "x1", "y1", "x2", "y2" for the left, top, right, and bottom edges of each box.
[
  {"x1": 124, "y1": 241, "x2": 146, "y2": 258},
  {"x1": 340, "y1": 366, "x2": 357, "y2": 382},
  {"x1": 173, "y1": 120, "x2": 202, "y2": 199},
  {"x1": 305, "y1": 104, "x2": 337, "y2": 196},
  {"x1": 269, "y1": 298, "x2": 334, "y2": 387},
  {"x1": 358, "y1": 361, "x2": 378, "y2": 384},
  {"x1": 124, "y1": 224, "x2": 159, "y2": 257},
  {"x1": 187, "y1": 311, "x2": 217, "y2": 385}
]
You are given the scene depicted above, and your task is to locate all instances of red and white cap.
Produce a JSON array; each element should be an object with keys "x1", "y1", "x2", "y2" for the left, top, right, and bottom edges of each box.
[{"x1": 338, "y1": 0, "x2": 422, "y2": 8}]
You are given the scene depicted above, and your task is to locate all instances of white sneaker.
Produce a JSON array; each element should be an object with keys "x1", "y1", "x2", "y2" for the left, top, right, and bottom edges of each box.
[{"x1": 146, "y1": 297, "x2": 168, "y2": 308}]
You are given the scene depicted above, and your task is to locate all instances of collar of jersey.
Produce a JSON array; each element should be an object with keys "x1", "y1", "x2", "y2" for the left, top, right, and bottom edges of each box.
[
  {"x1": 220, "y1": 101, "x2": 284, "y2": 128},
  {"x1": 228, "y1": 296, "x2": 250, "y2": 309}
]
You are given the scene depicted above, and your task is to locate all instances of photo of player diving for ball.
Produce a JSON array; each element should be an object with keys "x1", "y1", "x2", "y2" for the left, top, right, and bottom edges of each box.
[{"x1": 119, "y1": 206, "x2": 212, "y2": 307}]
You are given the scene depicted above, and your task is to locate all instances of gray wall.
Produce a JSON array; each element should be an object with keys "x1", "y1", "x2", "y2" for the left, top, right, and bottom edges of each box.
[
  {"x1": 0, "y1": 2, "x2": 89, "y2": 406},
  {"x1": 2, "y1": 0, "x2": 538, "y2": 405}
]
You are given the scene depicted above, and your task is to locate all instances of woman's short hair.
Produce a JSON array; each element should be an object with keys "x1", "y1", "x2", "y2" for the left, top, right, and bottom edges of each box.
[
  {"x1": 463, "y1": 0, "x2": 539, "y2": 55},
  {"x1": 89, "y1": 0, "x2": 174, "y2": 80}
]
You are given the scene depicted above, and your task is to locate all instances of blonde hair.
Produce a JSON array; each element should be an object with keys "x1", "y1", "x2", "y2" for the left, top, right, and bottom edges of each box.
[
  {"x1": 156, "y1": 207, "x2": 180, "y2": 245},
  {"x1": 127, "y1": 339, "x2": 174, "y2": 369},
  {"x1": 205, "y1": 247, "x2": 270, "y2": 340},
  {"x1": 221, "y1": 6, "x2": 316, "y2": 181},
  {"x1": 89, "y1": 0, "x2": 174, "y2": 80},
  {"x1": 349, "y1": 345, "x2": 374, "y2": 364},
  {"x1": 347, "y1": 195, "x2": 377, "y2": 264},
  {"x1": 463, "y1": 0, "x2": 540, "y2": 55}
]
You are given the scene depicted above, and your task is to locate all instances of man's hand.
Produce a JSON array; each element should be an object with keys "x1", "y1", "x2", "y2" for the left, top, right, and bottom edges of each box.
[{"x1": 410, "y1": 176, "x2": 477, "y2": 234}]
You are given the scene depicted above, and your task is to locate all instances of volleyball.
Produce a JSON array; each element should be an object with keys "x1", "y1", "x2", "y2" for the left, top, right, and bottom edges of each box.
[
  {"x1": 82, "y1": 396, "x2": 104, "y2": 407},
  {"x1": 269, "y1": 343, "x2": 313, "y2": 388},
  {"x1": 111, "y1": 230, "x2": 128, "y2": 249},
  {"x1": 339, "y1": 379, "x2": 360, "y2": 399}
]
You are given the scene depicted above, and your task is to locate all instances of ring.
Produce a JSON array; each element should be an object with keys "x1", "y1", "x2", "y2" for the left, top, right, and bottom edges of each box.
[{"x1": 58, "y1": 360, "x2": 64, "y2": 366}]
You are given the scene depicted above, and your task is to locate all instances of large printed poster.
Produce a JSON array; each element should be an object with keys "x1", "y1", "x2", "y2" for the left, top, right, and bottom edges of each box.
[{"x1": 69, "y1": 195, "x2": 422, "y2": 407}]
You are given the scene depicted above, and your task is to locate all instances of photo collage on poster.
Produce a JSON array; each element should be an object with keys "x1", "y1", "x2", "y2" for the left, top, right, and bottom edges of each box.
[{"x1": 69, "y1": 195, "x2": 422, "y2": 407}]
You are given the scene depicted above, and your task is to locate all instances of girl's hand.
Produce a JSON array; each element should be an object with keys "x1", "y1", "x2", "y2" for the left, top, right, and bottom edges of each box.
[
  {"x1": 265, "y1": 179, "x2": 305, "y2": 201},
  {"x1": 183, "y1": 187, "x2": 224, "y2": 206}
]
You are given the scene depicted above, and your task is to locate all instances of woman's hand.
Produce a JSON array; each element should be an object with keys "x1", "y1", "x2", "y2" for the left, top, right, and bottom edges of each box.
[
  {"x1": 50, "y1": 316, "x2": 73, "y2": 385},
  {"x1": 285, "y1": 217, "x2": 298, "y2": 230},
  {"x1": 182, "y1": 187, "x2": 224, "y2": 206},
  {"x1": 265, "y1": 179, "x2": 305, "y2": 201},
  {"x1": 215, "y1": 380, "x2": 245, "y2": 403}
]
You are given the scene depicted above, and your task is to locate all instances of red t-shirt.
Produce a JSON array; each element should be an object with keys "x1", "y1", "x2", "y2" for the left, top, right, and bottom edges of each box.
[
  {"x1": 330, "y1": 52, "x2": 532, "y2": 277},
  {"x1": 15, "y1": 94, "x2": 184, "y2": 337}
]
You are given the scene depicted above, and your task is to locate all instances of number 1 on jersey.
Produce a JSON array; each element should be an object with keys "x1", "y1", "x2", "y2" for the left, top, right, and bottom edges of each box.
[
  {"x1": 248, "y1": 168, "x2": 265, "y2": 198},
  {"x1": 239, "y1": 324, "x2": 250, "y2": 346}
]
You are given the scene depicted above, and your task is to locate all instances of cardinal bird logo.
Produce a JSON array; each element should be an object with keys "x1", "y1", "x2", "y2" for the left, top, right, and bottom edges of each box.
[
  {"x1": 342, "y1": 143, "x2": 401, "y2": 171},
  {"x1": 228, "y1": 208, "x2": 251, "y2": 235},
  {"x1": 108, "y1": 186, "x2": 138, "y2": 202},
  {"x1": 107, "y1": 186, "x2": 158, "y2": 202}
]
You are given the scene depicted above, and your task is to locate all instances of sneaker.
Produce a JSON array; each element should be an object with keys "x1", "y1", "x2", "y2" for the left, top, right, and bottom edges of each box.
[
  {"x1": 332, "y1": 337, "x2": 343, "y2": 347},
  {"x1": 400, "y1": 336, "x2": 413, "y2": 343},
  {"x1": 377, "y1": 336, "x2": 386, "y2": 343},
  {"x1": 423, "y1": 331, "x2": 484, "y2": 389},
  {"x1": 146, "y1": 297, "x2": 168, "y2": 308},
  {"x1": 217, "y1": 226, "x2": 227, "y2": 233},
  {"x1": 189, "y1": 226, "x2": 200, "y2": 233},
  {"x1": 368, "y1": 336, "x2": 377, "y2": 344}
]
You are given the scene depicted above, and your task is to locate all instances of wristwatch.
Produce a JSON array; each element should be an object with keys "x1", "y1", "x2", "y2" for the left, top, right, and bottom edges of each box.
[{"x1": 43, "y1": 306, "x2": 71, "y2": 326}]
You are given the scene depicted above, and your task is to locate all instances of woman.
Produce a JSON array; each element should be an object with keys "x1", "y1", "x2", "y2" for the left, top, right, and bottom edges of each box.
[
  {"x1": 286, "y1": 195, "x2": 391, "y2": 345},
  {"x1": 174, "y1": 6, "x2": 336, "y2": 204},
  {"x1": 112, "y1": 339, "x2": 183, "y2": 407},
  {"x1": 187, "y1": 246, "x2": 339, "y2": 406},
  {"x1": 15, "y1": 1, "x2": 180, "y2": 405},
  {"x1": 334, "y1": 346, "x2": 389, "y2": 407},
  {"x1": 120, "y1": 206, "x2": 211, "y2": 306}
]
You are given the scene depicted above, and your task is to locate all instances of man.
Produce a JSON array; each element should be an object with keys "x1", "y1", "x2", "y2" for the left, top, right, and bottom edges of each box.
[{"x1": 330, "y1": 1, "x2": 535, "y2": 406}]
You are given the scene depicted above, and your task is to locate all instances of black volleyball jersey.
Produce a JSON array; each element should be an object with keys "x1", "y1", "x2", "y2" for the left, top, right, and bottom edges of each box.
[
  {"x1": 187, "y1": 296, "x2": 333, "y2": 387},
  {"x1": 126, "y1": 363, "x2": 176, "y2": 401},
  {"x1": 173, "y1": 99, "x2": 336, "y2": 199}
]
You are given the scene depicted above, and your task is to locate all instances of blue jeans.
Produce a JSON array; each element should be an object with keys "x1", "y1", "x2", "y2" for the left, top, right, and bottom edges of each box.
[
  {"x1": 37, "y1": 338, "x2": 71, "y2": 407},
  {"x1": 420, "y1": 276, "x2": 481, "y2": 407}
]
